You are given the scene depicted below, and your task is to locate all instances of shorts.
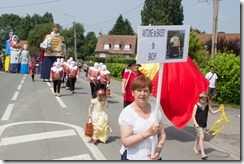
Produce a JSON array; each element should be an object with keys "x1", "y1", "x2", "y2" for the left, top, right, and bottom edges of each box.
[
  {"x1": 208, "y1": 87, "x2": 217, "y2": 96},
  {"x1": 195, "y1": 127, "x2": 205, "y2": 138}
]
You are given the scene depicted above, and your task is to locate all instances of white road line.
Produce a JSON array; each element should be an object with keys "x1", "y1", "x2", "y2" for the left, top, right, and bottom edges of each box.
[
  {"x1": 17, "y1": 84, "x2": 22, "y2": 90},
  {"x1": 20, "y1": 79, "x2": 24, "y2": 84},
  {"x1": 49, "y1": 84, "x2": 67, "y2": 108},
  {"x1": 54, "y1": 154, "x2": 92, "y2": 160},
  {"x1": 1, "y1": 104, "x2": 14, "y2": 121},
  {"x1": 0, "y1": 129, "x2": 76, "y2": 146},
  {"x1": 0, "y1": 121, "x2": 107, "y2": 160},
  {"x1": 11, "y1": 91, "x2": 19, "y2": 101},
  {"x1": 56, "y1": 97, "x2": 67, "y2": 108}
]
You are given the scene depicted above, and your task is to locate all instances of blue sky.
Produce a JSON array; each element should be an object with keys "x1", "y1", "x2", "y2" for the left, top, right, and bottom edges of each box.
[{"x1": 0, "y1": 0, "x2": 241, "y2": 35}]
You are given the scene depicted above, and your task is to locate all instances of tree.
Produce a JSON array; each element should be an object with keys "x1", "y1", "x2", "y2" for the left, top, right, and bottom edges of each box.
[
  {"x1": 141, "y1": 0, "x2": 184, "y2": 25},
  {"x1": 108, "y1": 14, "x2": 134, "y2": 35},
  {"x1": 81, "y1": 32, "x2": 97, "y2": 60}
]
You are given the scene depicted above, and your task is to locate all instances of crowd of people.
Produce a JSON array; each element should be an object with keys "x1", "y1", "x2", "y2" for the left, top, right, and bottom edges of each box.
[{"x1": 1, "y1": 23, "x2": 221, "y2": 160}]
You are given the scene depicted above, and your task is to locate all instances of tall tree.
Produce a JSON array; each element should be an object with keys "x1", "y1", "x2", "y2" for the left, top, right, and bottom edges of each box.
[
  {"x1": 81, "y1": 32, "x2": 97, "y2": 59},
  {"x1": 109, "y1": 14, "x2": 134, "y2": 35},
  {"x1": 141, "y1": 0, "x2": 184, "y2": 25}
]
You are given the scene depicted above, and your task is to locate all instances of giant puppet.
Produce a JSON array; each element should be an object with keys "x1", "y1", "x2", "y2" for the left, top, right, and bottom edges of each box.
[
  {"x1": 9, "y1": 35, "x2": 21, "y2": 73},
  {"x1": 40, "y1": 23, "x2": 65, "y2": 81},
  {"x1": 4, "y1": 32, "x2": 14, "y2": 72},
  {"x1": 20, "y1": 44, "x2": 30, "y2": 74}
]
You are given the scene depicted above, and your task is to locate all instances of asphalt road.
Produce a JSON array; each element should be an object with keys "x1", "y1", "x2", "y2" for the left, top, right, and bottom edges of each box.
[{"x1": 0, "y1": 71, "x2": 241, "y2": 161}]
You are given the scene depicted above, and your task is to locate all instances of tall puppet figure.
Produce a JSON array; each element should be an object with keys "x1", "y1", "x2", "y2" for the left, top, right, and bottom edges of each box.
[
  {"x1": 9, "y1": 35, "x2": 21, "y2": 73},
  {"x1": 40, "y1": 23, "x2": 65, "y2": 82},
  {"x1": 4, "y1": 32, "x2": 14, "y2": 72},
  {"x1": 20, "y1": 44, "x2": 30, "y2": 74}
]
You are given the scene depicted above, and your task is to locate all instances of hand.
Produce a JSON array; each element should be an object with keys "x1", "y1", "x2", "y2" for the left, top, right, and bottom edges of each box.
[
  {"x1": 148, "y1": 123, "x2": 160, "y2": 136},
  {"x1": 121, "y1": 88, "x2": 125, "y2": 95}
]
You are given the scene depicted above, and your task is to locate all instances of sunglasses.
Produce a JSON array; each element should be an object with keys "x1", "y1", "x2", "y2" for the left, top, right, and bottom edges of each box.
[{"x1": 199, "y1": 96, "x2": 208, "y2": 99}]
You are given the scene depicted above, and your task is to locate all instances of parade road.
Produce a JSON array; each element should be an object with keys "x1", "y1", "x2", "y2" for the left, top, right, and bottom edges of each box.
[{"x1": 0, "y1": 72, "x2": 240, "y2": 160}]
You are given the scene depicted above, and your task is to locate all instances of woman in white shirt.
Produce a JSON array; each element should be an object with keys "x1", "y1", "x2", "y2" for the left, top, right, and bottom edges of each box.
[{"x1": 118, "y1": 75, "x2": 166, "y2": 160}]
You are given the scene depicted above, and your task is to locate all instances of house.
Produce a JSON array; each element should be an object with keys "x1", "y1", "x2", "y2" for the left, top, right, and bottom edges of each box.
[
  {"x1": 94, "y1": 34, "x2": 137, "y2": 58},
  {"x1": 197, "y1": 33, "x2": 240, "y2": 43}
]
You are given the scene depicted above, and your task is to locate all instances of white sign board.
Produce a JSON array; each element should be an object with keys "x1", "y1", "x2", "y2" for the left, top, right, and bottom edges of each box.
[{"x1": 137, "y1": 25, "x2": 190, "y2": 64}]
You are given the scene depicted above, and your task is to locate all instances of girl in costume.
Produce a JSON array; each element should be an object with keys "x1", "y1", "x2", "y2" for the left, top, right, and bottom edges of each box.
[{"x1": 87, "y1": 89, "x2": 111, "y2": 144}]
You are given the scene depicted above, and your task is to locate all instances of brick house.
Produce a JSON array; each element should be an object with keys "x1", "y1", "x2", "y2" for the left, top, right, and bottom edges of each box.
[
  {"x1": 197, "y1": 33, "x2": 240, "y2": 45},
  {"x1": 94, "y1": 34, "x2": 137, "y2": 58}
]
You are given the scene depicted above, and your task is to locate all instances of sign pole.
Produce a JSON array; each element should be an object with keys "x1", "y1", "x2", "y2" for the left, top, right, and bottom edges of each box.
[{"x1": 151, "y1": 62, "x2": 164, "y2": 157}]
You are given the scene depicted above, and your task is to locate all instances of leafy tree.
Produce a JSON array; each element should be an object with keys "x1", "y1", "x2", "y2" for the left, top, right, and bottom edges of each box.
[
  {"x1": 108, "y1": 14, "x2": 134, "y2": 35},
  {"x1": 141, "y1": 0, "x2": 184, "y2": 25},
  {"x1": 81, "y1": 32, "x2": 97, "y2": 60}
]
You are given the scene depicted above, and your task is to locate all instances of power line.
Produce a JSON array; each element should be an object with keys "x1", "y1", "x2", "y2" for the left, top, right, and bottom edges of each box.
[
  {"x1": 86, "y1": 3, "x2": 143, "y2": 27},
  {"x1": 0, "y1": 0, "x2": 61, "y2": 9}
]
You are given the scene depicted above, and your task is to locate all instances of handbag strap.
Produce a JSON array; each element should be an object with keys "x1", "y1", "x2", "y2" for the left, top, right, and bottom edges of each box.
[
  {"x1": 208, "y1": 73, "x2": 215, "y2": 81},
  {"x1": 124, "y1": 71, "x2": 132, "y2": 89}
]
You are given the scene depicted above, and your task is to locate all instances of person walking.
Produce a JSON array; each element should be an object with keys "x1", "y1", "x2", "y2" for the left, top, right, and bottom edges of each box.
[
  {"x1": 29, "y1": 58, "x2": 36, "y2": 82},
  {"x1": 88, "y1": 62, "x2": 100, "y2": 98},
  {"x1": 50, "y1": 62, "x2": 64, "y2": 97},
  {"x1": 87, "y1": 89, "x2": 111, "y2": 144},
  {"x1": 192, "y1": 91, "x2": 220, "y2": 160},
  {"x1": 118, "y1": 75, "x2": 166, "y2": 160},
  {"x1": 66, "y1": 61, "x2": 80, "y2": 94},
  {"x1": 121, "y1": 60, "x2": 144, "y2": 108},
  {"x1": 205, "y1": 66, "x2": 218, "y2": 101}
]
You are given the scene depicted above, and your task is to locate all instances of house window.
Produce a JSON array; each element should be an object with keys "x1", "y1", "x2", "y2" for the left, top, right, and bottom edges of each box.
[
  {"x1": 114, "y1": 44, "x2": 121, "y2": 50},
  {"x1": 124, "y1": 44, "x2": 131, "y2": 50},
  {"x1": 104, "y1": 44, "x2": 110, "y2": 50}
]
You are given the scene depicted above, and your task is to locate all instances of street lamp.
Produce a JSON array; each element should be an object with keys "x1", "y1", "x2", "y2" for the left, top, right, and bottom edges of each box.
[{"x1": 62, "y1": 14, "x2": 77, "y2": 61}]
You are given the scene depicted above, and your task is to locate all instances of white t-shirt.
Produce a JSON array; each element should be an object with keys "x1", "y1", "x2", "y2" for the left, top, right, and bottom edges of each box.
[
  {"x1": 118, "y1": 102, "x2": 163, "y2": 160},
  {"x1": 205, "y1": 72, "x2": 218, "y2": 88}
]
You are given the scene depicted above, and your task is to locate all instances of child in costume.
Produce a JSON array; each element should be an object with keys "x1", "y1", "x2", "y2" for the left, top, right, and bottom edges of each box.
[
  {"x1": 87, "y1": 89, "x2": 111, "y2": 144},
  {"x1": 29, "y1": 58, "x2": 36, "y2": 81}
]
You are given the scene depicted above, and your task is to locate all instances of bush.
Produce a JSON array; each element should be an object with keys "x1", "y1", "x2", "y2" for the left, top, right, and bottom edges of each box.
[{"x1": 202, "y1": 53, "x2": 240, "y2": 105}]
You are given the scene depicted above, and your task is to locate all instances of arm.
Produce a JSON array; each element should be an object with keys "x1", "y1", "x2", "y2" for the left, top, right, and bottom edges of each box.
[
  {"x1": 209, "y1": 105, "x2": 220, "y2": 115},
  {"x1": 121, "y1": 79, "x2": 126, "y2": 95},
  {"x1": 192, "y1": 104, "x2": 199, "y2": 128},
  {"x1": 88, "y1": 102, "x2": 94, "y2": 118},
  {"x1": 150, "y1": 122, "x2": 166, "y2": 160}
]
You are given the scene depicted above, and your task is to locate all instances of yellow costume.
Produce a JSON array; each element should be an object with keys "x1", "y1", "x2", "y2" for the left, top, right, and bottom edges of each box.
[{"x1": 90, "y1": 98, "x2": 111, "y2": 143}]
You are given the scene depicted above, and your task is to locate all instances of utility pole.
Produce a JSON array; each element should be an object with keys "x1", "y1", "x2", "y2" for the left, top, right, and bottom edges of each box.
[
  {"x1": 62, "y1": 14, "x2": 77, "y2": 61},
  {"x1": 211, "y1": 0, "x2": 219, "y2": 57}
]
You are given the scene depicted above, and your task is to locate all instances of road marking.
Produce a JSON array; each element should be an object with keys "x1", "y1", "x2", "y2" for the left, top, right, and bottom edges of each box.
[
  {"x1": 0, "y1": 129, "x2": 76, "y2": 146},
  {"x1": 1, "y1": 104, "x2": 14, "y2": 121},
  {"x1": 0, "y1": 121, "x2": 107, "y2": 160},
  {"x1": 49, "y1": 84, "x2": 67, "y2": 108},
  {"x1": 56, "y1": 97, "x2": 67, "y2": 108},
  {"x1": 20, "y1": 79, "x2": 24, "y2": 84},
  {"x1": 11, "y1": 91, "x2": 19, "y2": 101},
  {"x1": 54, "y1": 154, "x2": 92, "y2": 160},
  {"x1": 17, "y1": 84, "x2": 22, "y2": 90}
]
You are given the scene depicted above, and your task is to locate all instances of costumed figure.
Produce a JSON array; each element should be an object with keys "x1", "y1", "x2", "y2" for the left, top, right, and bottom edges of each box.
[
  {"x1": 40, "y1": 23, "x2": 65, "y2": 81},
  {"x1": 4, "y1": 32, "x2": 14, "y2": 72},
  {"x1": 88, "y1": 89, "x2": 111, "y2": 144},
  {"x1": 67, "y1": 61, "x2": 80, "y2": 94},
  {"x1": 9, "y1": 35, "x2": 21, "y2": 73},
  {"x1": 88, "y1": 62, "x2": 100, "y2": 98},
  {"x1": 20, "y1": 44, "x2": 30, "y2": 74},
  {"x1": 50, "y1": 62, "x2": 64, "y2": 97},
  {"x1": 99, "y1": 64, "x2": 110, "y2": 92}
]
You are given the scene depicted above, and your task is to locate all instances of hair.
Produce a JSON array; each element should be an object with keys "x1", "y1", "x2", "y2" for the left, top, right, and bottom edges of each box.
[
  {"x1": 53, "y1": 23, "x2": 60, "y2": 28},
  {"x1": 210, "y1": 65, "x2": 215, "y2": 69},
  {"x1": 130, "y1": 75, "x2": 152, "y2": 93},
  {"x1": 198, "y1": 91, "x2": 209, "y2": 103},
  {"x1": 96, "y1": 89, "x2": 105, "y2": 95}
]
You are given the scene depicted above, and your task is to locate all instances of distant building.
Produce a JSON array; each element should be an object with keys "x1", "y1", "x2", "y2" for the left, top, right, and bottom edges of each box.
[{"x1": 95, "y1": 34, "x2": 137, "y2": 58}]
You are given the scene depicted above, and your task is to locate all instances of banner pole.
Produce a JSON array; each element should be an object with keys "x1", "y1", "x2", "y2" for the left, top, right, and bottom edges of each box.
[{"x1": 151, "y1": 62, "x2": 164, "y2": 157}]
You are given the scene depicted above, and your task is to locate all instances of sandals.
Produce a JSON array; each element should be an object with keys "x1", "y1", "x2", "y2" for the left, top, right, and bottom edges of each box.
[
  {"x1": 193, "y1": 148, "x2": 200, "y2": 155},
  {"x1": 201, "y1": 155, "x2": 208, "y2": 159}
]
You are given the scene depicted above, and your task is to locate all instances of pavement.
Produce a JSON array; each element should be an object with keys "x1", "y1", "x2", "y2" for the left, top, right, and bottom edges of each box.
[{"x1": 80, "y1": 72, "x2": 241, "y2": 160}]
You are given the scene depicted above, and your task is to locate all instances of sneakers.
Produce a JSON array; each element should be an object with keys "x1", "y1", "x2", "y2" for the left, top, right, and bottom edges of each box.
[
  {"x1": 70, "y1": 91, "x2": 74, "y2": 94},
  {"x1": 54, "y1": 93, "x2": 57, "y2": 96},
  {"x1": 57, "y1": 93, "x2": 61, "y2": 97}
]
